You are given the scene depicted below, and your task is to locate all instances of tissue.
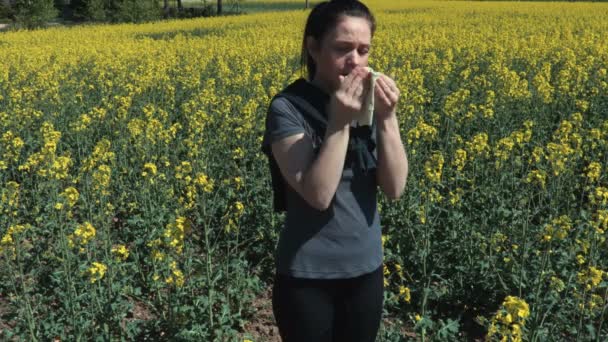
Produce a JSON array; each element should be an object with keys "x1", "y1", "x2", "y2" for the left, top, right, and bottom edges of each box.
[{"x1": 357, "y1": 67, "x2": 382, "y2": 126}]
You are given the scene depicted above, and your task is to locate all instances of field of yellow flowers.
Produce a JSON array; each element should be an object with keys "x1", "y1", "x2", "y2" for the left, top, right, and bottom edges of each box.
[{"x1": 1, "y1": 0, "x2": 607, "y2": 340}]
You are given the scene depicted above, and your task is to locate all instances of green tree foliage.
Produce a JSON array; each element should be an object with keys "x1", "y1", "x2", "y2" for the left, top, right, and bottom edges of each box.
[
  {"x1": 69, "y1": 0, "x2": 160, "y2": 23},
  {"x1": 111, "y1": 0, "x2": 161, "y2": 22},
  {"x1": 12, "y1": 0, "x2": 58, "y2": 28}
]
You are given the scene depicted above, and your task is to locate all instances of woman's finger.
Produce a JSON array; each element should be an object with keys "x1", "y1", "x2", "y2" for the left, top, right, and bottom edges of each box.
[
  {"x1": 377, "y1": 77, "x2": 399, "y2": 105},
  {"x1": 385, "y1": 77, "x2": 399, "y2": 96},
  {"x1": 341, "y1": 69, "x2": 359, "y2": 91},
  {"x1": 346, "y1": 73, "x2": 363, "y2": 96},
  {"x1": 375, "y1": 82, "x2": 392, "y2": 107},
  {"x1": 354, "y1": 83, "x2": 364, "y2": 98}
]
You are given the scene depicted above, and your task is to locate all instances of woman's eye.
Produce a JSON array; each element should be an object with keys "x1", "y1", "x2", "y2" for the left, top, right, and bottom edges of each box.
[{"x1": 336, "y1": 46, "x2": 351, "y2": 53}]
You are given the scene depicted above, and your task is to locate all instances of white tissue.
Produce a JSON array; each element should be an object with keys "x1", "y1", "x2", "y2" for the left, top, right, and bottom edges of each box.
[{"x1": 357, "y1": 67, "x2": 382, "y2": 126}]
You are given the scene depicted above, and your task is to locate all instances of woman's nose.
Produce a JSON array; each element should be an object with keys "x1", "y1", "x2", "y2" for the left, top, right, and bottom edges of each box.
[{"x1": 346, "y1": 50, "x2": 361, "y2": 68}]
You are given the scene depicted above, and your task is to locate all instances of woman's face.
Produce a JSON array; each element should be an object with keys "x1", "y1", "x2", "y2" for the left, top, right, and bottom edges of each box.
[{"x1": 308, "y1": 15, "x2": 372, "y2": 93}]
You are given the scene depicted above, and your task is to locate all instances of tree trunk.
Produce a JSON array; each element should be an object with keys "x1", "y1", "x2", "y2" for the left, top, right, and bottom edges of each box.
[
  {"x1": 217, "y1": 0, "x2": 222, "y2": 15},
  {"x1": 177, "y1": 0, "x2": 182, "y2": 10},
  {"x1": 305, "y1": 0, "x2": 309, "y2": 9}
]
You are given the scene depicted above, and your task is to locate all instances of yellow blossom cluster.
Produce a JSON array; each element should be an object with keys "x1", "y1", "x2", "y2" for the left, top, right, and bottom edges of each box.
[
  {"x1": 584, "y1": 162, "x2": 602, "y2": 183},
  {"x1": 1, "y1": 181, "x2": 20, "y2": 217},
  {"x1": 0, "y1": 131, "x2": 25, "y2": 170},
  {"x1": 525, "y1": 169, "x2": 547, "y2": 189},
  {"x1": 487, "y1": 296, "x2": 530, "y2": 342},
  {"x1": 590, "y1": 187, "x2": 608, "y2": 207},
  {"x1": 165, "y1": 261, "x2": 185, "y2": 287},
  {"x1": 67, "y1": 222, "x2": 96, "y2": 250},
  {"x1": 163, "y1": 216, "x2": 190, "y2": 255},
  {"x1": 18, "y1": 122, "x2": 72, "y2": 180},
  {"x1": 406, "y1": 118, "x2": 438, "y2": 146},
  {"x1": 86, "y1": 262, "x2": 107, "y2": 283},
  {"x1": 424, "y1": 152, "x2": 444, "y2": 183},
  {"x1": 577, "y1": 266, "x2": 605, "y2": 291},
  {"x1": 0, "y1": 224, "x2": 27, "y2": 256},
  {"x1": 541, "y1": 215, "x2": 573, "y2": 242},
  {"x1": 451, "y1": 149, "x2": 467, "y2": 172},
  {"x1": 493, "y1": 121, "x2": 533, "y2": 169},
  {"x1": 111, "y1": 244, "x2": 129, "y2": 262},
  {"x1": 465, "y1": 132, "x2": 490, "y2": 160}
]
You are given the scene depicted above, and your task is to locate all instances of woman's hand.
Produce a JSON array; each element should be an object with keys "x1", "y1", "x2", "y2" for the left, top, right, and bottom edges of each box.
[
  {"x1": 328, "y1": 67, "x2": 371, "y2": 128},
  {"x1": 374, "y1": 74, "x2": 400, "y2": 121}
]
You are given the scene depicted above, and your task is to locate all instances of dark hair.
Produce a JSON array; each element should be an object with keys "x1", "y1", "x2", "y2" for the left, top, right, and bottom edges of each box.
[{"x1": 301, "y1": 0, "x2": 376, "y2": 81}]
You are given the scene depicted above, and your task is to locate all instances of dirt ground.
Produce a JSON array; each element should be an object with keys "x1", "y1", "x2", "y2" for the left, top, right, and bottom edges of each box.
[
  {"x1": 239, "y1": 286, "x2": 282, "y2": 342},
  {"x1": 237, "y1": 285, "x2": 417, "y2": 342}
]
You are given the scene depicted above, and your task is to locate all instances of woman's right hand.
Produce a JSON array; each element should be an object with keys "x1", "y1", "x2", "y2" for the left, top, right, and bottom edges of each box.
[{"x1": 328, "y1": 67, "x2": 371, "y2": 128}]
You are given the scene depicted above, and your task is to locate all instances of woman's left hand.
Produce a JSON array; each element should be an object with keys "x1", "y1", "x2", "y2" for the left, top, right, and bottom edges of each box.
[{"x1": 374, "y1": 74, "x2": 400, "y2": 121}]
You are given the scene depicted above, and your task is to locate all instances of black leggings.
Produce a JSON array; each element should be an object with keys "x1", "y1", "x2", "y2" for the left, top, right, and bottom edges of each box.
[{"x1": 271, "y1": 265, "x2": 384, "y2": 342}]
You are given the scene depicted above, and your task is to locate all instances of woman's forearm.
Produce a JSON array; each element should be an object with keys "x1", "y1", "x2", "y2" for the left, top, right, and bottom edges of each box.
[
  {"x1": 302, "y1": 120, "x2": 351, "y2": 210},
  {"x1": 376, "y1": 114, "x2": 408, "y2": 200}
]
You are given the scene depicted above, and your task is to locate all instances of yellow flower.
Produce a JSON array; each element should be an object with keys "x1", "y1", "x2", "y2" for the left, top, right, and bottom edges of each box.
[
  {"x1": 60, "y1": 187, "x2": 79, "y2": 207},
  {"x1": 232, "y1": 147, "x2": 245, "y2": 160},
  {"x1": 234, "y1": 176, "x2": 243, "y2": 190},
  {"x1": 577, "y1": 266, "x2": 605, "y2": 290},
  {"x1": 550, "y1": 276, "x2": 565, "y2": 293},
  {"x1": 142, "y1": 162, "x2": 157, "y2": 177},
  {"x1": 0, "y1": 224, "x2": 27, "y2": 255},
  {"x1": 93, "y1": 164, "x2": 112, "y2": 193},
  {"x1": 111, "y1": 244, "x2": 129, "y2": 261},
  {"x1": 195, "y1": 172, "x2": 214, "y2": 193},
  {"x1": 407, "y1": 118, "x2": 438, "y2": 145},
  {"x1": 541, "y1": 215, "x2": 572, "y2": 242},
  {"x1": 590, "y1": 187, "x2": 608, "y2": 206},
  {"x1": 583, "y1": 162, "x2": 601, "y2": 182},
  {"x1": 449, "y1": 188, "x2": 463, "y2": 206},
  {"x1": 235, "y1": 201, "x2": 245, "y2": 215},
  {"x1": 381, "y1": 234, "x2": 389, "y2": 248},
  {"x1": 593, "y1": 210, "x2": 608, "y2": 234},
  {"x1": 424, "y1": 152, "x2": 444, "y2": 183},
  {"x1": 399, "y1": 286, "x2": 411, "y2": 303},
  {"x1": 166, "y1": 261, "x2": 185, "y2": 287},
  {"x1": 451, "y1": 149, "x2": 467, "y2": 171},
  {"x1": 525, "y1": 169, "x2": 547, "y2": 189},
  {"x1": 67, "y1": 222, "x2": 96, "y2": 248},
  {"x1": 87, "y1": 262, "x2": 107, "y2": 283},
  {"x1": 465, "y1": 132, "x2": 490, "y2": 159},
  {"x1": 164, "y1": 216, "x2": 189, "y2": 254}
]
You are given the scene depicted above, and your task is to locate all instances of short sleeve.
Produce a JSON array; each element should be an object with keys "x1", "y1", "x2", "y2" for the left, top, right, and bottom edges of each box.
[{"x1": 261, "y1": 97, "x2": 306, "y2": 156}]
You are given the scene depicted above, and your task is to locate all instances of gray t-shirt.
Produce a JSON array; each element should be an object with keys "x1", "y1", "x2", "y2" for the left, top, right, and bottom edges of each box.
[{"x1": 262, "y1": 78, "x2": 383, "y2": 279}]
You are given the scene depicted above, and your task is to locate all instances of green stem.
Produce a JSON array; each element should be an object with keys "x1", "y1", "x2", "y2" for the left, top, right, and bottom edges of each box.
[{"x1": 595, "y1": 286, "x2": 608, "y2": 342}]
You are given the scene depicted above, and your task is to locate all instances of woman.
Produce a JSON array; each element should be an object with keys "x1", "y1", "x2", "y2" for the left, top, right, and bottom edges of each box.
[{"x1": 261, "y1": 1, "x2": 408, "y2": 341}]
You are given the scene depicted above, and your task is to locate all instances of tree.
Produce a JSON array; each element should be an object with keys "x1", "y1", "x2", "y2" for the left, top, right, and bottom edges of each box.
[
  {"x1": 305, "y1": 0, "x2": 308, "y2": 9},
  {"x1": 217, "y1": 0, "x2": 221, "y2": 15},
  {"x1": 12, "y1": 0, "x2": 58, "y2": 28}
]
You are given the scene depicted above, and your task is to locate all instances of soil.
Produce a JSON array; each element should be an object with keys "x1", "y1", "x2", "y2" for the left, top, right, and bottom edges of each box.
[
  {"x1": 239, "y1": 286, "x2": 281, "y2": 342},
  {"x1": 237, "y1": 284, "x2": 418, "y2": 342}
]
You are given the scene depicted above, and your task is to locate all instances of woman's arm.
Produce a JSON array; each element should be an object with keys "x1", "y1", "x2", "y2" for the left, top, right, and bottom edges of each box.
[
  {"x1": 271, "y1": 120, "x2": 351, "y2": 211},
  {"x1": 372, "y1": 74, "x2": 408, "y2": 200},
  {"x1": 376, "y1": 112, "x2": 408, "y2": 200},
  {"x1": 271, "y1": 68, "x2": 371, "y2": 211}
]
